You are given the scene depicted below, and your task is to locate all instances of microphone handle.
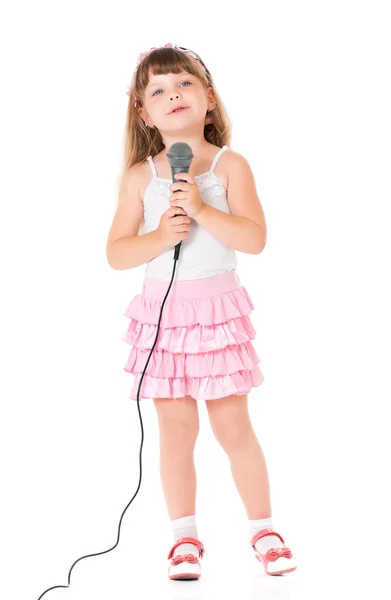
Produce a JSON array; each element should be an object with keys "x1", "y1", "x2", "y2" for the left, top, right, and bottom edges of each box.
[{"x1": 170, "y1": 165, "x2": 190, "y2": 259}]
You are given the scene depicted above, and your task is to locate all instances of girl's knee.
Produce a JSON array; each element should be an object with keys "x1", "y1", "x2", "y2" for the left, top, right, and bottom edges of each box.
[
  {"x1": 153, "y1": 396, "x2": 200, "y2": 444},
  {"x1": 206, "y1": 394, "x2": 252, "y2": 451}
]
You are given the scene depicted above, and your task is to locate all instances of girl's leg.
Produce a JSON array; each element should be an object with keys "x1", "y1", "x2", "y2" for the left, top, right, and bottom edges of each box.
[
  {"x1": 206, "y1": 393, "x2": 296, "y2": 574},
  {"x1": 153, "y1": 395, "x2": 200, "y2": 521},
  {"x1": 205, "y1": 394, "x2": 272, "y2": 519}
]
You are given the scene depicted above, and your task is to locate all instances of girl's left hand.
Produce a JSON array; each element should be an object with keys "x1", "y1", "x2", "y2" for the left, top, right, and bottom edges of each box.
[{"x1": 169, "y1": 173, "x2": 206, "y2": 219}]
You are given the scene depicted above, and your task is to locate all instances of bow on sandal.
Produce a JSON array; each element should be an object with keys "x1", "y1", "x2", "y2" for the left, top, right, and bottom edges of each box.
[
  {"x1": 251, "y1": 528, "x2": 297, "y2": 575},
  {"x1": 171, "y1": 553, "x2": 199, "y2": 566},
  {"x1": 167, "y1": 536, "x2": 205, "y2": 580}
]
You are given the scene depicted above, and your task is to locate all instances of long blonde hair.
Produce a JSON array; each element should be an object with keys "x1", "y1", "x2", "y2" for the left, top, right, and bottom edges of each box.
[{"x1": 117, "y1": 46, "x2": 232, "y2": 191}]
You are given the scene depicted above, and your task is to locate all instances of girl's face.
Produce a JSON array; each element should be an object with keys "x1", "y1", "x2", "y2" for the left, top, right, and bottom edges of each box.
[{"x1": 139, "y1": 69, "x2": 214, "y2": 130}]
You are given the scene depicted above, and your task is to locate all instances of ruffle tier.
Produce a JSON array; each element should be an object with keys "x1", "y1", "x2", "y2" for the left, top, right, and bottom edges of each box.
[
  {"x1": 123, "y1": 286, "x2": 254, "y2": 328},
  {"x1": 122, "y1": 315, "x2": 256, "y2": 353},
  {"x1": 124, "y1": 340, "x2": 261, "y2": 378},
  {"x1": 129, "y1": 366, "x2": 264, "y2": 402}
]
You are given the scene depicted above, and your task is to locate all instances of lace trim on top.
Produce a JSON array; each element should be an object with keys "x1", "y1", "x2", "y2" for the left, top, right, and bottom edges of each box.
[{"x1": 146, "y1": 146, "x2": 228, "y2": 182}]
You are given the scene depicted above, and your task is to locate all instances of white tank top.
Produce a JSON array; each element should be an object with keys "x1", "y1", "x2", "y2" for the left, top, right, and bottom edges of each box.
[{"x1": 142, "y1": 145, "x2": 237, "y2": 281}]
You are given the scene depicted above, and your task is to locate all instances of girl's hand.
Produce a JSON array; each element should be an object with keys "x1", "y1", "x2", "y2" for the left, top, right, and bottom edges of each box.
[
  {"x1": 169, "y1": 173, "x2": 206, "y2": 219},
  {"x1": 156, "y1": 205, "x2": 191, "y2": 250}
]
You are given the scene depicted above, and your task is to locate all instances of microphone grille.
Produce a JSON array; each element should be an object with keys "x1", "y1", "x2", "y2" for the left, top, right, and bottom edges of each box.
[{"x1": 167, "y1": 142, "x2": 194, "y2": 168}]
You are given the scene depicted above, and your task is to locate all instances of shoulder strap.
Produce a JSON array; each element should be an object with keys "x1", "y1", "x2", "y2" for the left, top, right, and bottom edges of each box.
[
  {"x1": 210, "y1": 145, "x2": 228, "y2": 173},
  {"x1": 146, "y1": 156, "x2": 157, "y2": 177}
]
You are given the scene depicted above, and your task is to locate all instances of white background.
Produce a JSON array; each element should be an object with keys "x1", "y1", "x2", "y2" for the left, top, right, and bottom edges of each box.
[{"x1": 1, "y1": 1, "x2": 390, "y2": 599}]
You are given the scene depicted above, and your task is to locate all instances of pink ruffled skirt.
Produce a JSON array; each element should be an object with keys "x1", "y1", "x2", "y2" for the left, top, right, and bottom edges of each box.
[{"x1": 122, "y1": 269, "x2": 264, "y2": 401}]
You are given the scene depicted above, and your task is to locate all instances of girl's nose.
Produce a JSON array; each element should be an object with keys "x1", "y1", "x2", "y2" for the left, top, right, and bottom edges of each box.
[{"x1": 169, "y1": 93, "x2": 180, "y2": 100}]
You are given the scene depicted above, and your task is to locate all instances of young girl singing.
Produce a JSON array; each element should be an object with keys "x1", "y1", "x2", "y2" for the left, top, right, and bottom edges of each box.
[{"x1": 106, "y1": 43, "x2": 297, "y2": 581}]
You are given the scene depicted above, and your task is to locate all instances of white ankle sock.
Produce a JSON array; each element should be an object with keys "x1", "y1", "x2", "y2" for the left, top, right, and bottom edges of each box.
[
  {"x1": 171, "y1": 514, "x2": 201, "y2": 557},
  {"x1": 249, "y1": 517, "x2": 284, "y2": 554}
]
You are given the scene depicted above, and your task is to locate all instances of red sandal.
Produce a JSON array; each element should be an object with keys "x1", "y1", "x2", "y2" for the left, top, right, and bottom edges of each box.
[
  {"x1": 251, "y1": 528, "x2": 297, "y2": 575},
  {"x1": 167, "y1": 536, "x2": 205, "y2": 580}
]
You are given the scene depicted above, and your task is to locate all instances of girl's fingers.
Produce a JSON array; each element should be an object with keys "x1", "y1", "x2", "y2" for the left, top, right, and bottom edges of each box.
[{"x1": 171, "y1": 206, "x2": 185, "y2": 215}]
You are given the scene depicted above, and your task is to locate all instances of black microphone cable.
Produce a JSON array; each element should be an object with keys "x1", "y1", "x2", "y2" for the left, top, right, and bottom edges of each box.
[
  {"x1": 36, "y1": 241, "x2": 182, "y2": 599},
  {"x1": 38, "y1": 245, "x2": 182, "y2": 600},
  {"x1": 36, "y1": 140, "x2": 191, "y2": 599}
]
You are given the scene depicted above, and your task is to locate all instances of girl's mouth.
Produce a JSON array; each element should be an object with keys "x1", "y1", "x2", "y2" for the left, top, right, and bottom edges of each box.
[{"x1": 171, "y1": 107, "x2": 189, "y2": 114}]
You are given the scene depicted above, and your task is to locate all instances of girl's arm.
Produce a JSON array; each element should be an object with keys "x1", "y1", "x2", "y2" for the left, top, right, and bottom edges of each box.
[
  {"x1": 107, "y1": 231, "x2": 167, "y2": 270},
  {"x1": 194, "y1": 152, "x2": 267, "y2": 254},
  {"x1": 106, "y1": 165, "x2": 167, "y2": 270}
]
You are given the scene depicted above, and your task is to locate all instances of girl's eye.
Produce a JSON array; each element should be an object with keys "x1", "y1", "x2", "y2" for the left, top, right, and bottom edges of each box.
[{"x1": 152, "y1": 81, "x2": 191, "y2": 97}]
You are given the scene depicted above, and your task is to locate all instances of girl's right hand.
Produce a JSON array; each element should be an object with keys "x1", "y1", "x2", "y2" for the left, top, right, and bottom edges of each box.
[{"x1": 156, "y1": 206, "x2": 191, "y2": 249}]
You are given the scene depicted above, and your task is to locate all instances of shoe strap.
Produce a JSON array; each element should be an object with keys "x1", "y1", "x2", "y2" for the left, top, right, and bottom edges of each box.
[
  {"x1": 250, "y1": 527, "x2": 285, "y2": 548},
  {"x1": 167, "y1": 536, "x2": 205, "y2": 560}
]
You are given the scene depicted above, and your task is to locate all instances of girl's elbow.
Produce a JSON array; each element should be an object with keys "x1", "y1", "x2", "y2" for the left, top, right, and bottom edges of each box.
[
  {"x1": 251, "y1": 233, "x2": 267, "y2": 254},
  {"x1": 249, "y1": 224, "x2": 266, "y2": 254},
  {"x1": 258, "y1": 229, "x2": 267, "y2": 253}
]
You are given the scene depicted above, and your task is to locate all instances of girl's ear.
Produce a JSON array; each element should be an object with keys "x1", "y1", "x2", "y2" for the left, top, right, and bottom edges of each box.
[
  {"x1": 138, "y1": 107, "x2": 151, "y2": 128},
  {"x1": 207, "y1": 86, "x2": 217, "y2": 111}
]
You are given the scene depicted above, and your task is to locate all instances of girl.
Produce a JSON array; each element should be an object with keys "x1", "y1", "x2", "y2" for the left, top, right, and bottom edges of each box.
[{"x1": 106, "y1": 43, "x2": 297, "y2": 581}]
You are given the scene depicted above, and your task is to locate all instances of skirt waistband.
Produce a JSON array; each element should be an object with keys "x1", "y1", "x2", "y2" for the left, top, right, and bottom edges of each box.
[{"x1": 142, "y1": 269, "x2": 242, "y2": 301}]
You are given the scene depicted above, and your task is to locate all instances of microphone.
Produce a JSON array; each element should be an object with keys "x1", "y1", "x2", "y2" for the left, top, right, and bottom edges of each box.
[{"x1": 167, "y1": 142, "x2": 194, "y2": 260}]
